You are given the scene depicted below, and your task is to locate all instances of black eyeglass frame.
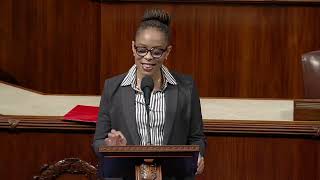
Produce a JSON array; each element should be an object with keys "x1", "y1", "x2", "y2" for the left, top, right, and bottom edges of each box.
[{"x1": 134, "y1": 45, "x2": 168, "y2": 59}]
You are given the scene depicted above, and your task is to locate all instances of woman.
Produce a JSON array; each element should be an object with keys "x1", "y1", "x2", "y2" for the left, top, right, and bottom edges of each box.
[{"x1": 93, "y1": 8, "x2": 206, "y2": 179}]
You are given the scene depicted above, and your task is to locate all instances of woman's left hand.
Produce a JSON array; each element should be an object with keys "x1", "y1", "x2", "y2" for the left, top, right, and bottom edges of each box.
[{"x1": 196, "y1": 155, "x2": 204, "y2": 175}]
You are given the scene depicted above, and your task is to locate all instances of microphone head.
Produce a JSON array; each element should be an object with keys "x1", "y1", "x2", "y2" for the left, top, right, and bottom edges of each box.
[
  {"x1": 141, "y1": 75, "x2": 154, "y2": 91},
  {"x1": 141, "y1": 76, "x2": 154, "y2": 106}
]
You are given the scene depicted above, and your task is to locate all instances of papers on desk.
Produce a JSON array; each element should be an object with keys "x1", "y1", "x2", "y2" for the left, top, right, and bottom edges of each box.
[{"x1": 63, "y1": 105, "x2": 98, "y2": 123}]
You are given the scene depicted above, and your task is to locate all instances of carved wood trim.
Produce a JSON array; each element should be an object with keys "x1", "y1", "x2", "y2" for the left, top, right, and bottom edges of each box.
[
  {"x1": 33, "y1": 158, "x2": 98, "y2": 180},
  {"x1": 7, "y1": 119, "x2": 20, "y2": 129},
  {"x1": 1, "y1": 115, "x2": 320, "y2": 137},
  {"x1": 136, "y1": 160, "x2": 161, "y2": 180},
  {"x1": 99, "y1": 145, "x2": 200, "y2": 153}
]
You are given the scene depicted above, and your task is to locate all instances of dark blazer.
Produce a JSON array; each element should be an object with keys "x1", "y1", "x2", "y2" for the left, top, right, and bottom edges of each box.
[{"x1": 93, "y1": 71, "x2": 206, "y2": 157}]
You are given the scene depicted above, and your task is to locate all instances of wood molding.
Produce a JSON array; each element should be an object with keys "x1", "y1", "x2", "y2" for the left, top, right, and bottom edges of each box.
[
  {"x1": 99, "y1": 145, "x2": 199, "y2": 153},
  {"x1": 204, "y1": 120, "x2": 320, "y2": 137},
  {"x1": 99, "y1": 145, "x2": 199, "y2": 158},
  {"x1": 0, "y1": 116, "x2": 95, "y2": 131},
  {"x1": 98, "y1": 0, "x2": 320, "y2": 5},
  {"x1": 1, "y1": 115, "x2": 320, "y2": 137},
  {"x1": 294, "y1": 99, "x2": 320, "y2": 121}
]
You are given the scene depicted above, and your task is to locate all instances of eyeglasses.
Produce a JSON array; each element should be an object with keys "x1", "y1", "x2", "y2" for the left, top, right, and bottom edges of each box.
[{"x1": 134, "y1": 45, "x2": 167, "y2": 59}]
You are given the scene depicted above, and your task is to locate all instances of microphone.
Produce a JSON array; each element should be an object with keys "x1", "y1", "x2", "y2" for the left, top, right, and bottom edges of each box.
[
  {"x1": 141, "y1": 76, "x2": 154, "y2": 145},
  {"x1": 141, "y1": 76, "x2": 154, "y2": 107}
]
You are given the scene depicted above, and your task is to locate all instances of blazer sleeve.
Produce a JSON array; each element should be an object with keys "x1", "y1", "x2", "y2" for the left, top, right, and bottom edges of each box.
[
  {"x1": 92, "y1": 80, "x2": 112, "y2": 157},
  {"x1": 188, "y1": 80, "x2": 207, "y2": 157}
]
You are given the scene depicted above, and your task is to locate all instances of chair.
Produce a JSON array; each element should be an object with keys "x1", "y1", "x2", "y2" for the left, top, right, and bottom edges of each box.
[
  {"x1": 301, "y1": 50, "x2": 320, "y2": 98},
  {"x1": 33, "y1": 158, "x2": 98, "y2": 180}
]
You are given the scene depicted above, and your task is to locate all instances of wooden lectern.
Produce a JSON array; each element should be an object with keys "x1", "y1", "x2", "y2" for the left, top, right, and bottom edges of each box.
[{"x1": 98, "y1": 145, "x2": 199, "y2": 180}]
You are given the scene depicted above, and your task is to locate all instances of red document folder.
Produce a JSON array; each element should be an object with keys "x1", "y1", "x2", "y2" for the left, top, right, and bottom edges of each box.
[{"x1": 63, "y1": 105, "x2": 99, "y2": 123}]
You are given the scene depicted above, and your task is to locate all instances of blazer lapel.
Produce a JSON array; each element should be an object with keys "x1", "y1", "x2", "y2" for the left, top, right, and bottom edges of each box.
[
  {"x1": 163, "y1": 85, "x2": 178, "y2": 145},
  {"x1": 120, "y1": 86, "x2": 140, "y2": 145}
]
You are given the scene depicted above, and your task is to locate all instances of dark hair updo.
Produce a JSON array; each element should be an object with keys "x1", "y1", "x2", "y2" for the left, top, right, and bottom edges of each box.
[{"x1": 136, "y1": 8, "x2": 171, "y2": 43}]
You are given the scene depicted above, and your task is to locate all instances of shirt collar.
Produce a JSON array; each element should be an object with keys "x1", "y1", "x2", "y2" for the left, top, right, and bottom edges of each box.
[{"x1": 120, "y1": 65, "x2": 177, "y2": 88}]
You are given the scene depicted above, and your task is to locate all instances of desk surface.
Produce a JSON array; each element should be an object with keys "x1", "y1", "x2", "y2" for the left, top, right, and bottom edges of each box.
[{"x1": 0, "y1": 82, "x2": 293, "y2": 121}]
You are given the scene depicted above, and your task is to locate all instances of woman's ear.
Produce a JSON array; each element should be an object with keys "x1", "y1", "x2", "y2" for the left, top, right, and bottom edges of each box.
[
  {"x1": 165, "y1": 45, "x2": 172, "y2": 59},
  {"x1": 131, "y1": 41, "x2": 135, "y2": 56}
]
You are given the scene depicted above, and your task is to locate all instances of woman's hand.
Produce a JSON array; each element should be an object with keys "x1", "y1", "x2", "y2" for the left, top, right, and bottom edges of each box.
[
  {"x1": 104, "y1": 129, "x2": 127, "y2": 146},
  {"x1": 196, "y1": 154, "x2": 204, "y2": 175}
]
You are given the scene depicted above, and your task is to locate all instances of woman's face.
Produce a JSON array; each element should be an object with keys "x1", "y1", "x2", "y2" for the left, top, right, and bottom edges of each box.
[{"x1": 132, "y1": 28, "x2": 172, "y2": 79}]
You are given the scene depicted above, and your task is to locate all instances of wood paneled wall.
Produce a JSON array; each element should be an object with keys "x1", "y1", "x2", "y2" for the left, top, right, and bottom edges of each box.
[
  {"x1": 1, "y1": 0, "x2": 320, "y2": 97},
  {"x1": 100, "y1": 3, "x2": 320, "y2": 98},
  {"x1": 0, "y1": 0, "x2": 101, "y2": 94},
  {"x1": 0, "y1": 131, "x2": 97, "y2": 180},
  {"x1": 202, "y1": 136, "x2": 320, "y2": 180}
]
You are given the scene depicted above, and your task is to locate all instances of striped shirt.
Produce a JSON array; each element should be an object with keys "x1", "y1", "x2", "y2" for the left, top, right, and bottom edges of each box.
[{"x1": 120, "y1": 65, "x2": 177, "y2": 145}]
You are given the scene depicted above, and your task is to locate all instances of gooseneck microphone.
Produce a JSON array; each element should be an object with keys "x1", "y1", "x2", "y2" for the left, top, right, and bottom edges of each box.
[{"x1": 141, "y1": 76, "x2": 154, "y2": 145}]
